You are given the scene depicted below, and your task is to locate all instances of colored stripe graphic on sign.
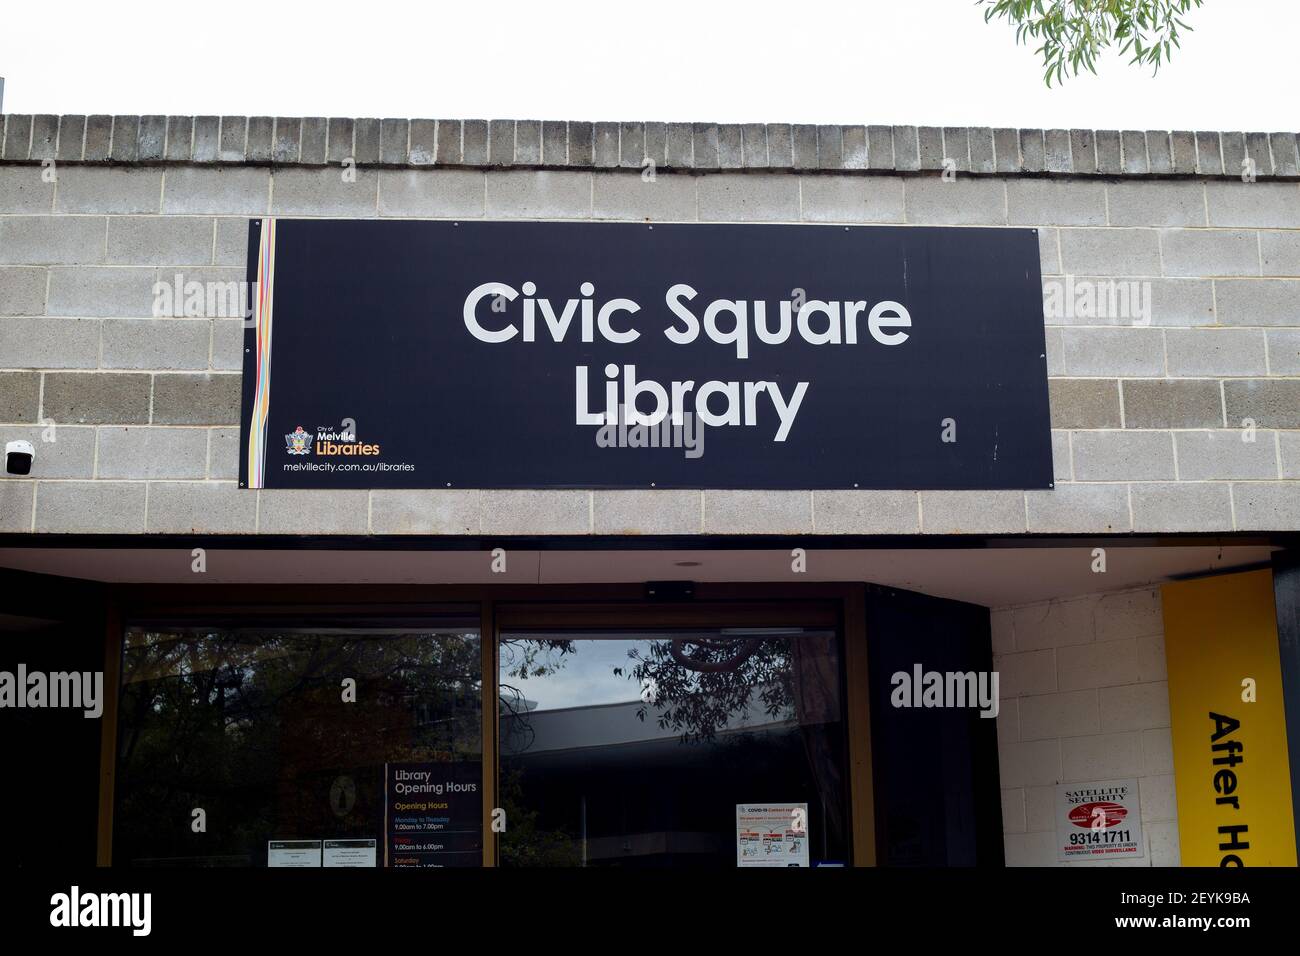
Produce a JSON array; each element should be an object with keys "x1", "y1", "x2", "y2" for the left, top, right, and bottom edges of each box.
[{"x1": 246, "y1": 219, "x2": 276, "y2": 488}]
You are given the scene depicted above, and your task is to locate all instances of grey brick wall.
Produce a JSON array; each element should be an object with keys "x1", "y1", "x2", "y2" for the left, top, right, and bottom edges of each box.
[
  {"x1": 995, "y1": 586, "x2": 1180, "y2": 866},
  {"x1": 2, "y1": 117, "x2": 1299, "y2": 536},
  {"x1": 3, "y1": 115, "x2": 1299, "y2": 179}
]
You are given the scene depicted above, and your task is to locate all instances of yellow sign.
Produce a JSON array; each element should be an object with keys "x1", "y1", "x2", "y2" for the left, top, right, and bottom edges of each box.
[{"x1": 1162, "y1": 570, "x2": 1296, "y2": 866}]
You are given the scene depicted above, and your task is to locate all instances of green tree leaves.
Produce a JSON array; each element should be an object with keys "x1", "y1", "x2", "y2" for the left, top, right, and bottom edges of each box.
[{"x1": 978, "y1": 0, "x2": 1205, "y2": 86}]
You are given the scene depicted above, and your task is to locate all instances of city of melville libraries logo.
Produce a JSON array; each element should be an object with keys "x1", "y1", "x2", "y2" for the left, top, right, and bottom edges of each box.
[{"x1": 285, "y1": 425, "x2": 312, "y2": 455}]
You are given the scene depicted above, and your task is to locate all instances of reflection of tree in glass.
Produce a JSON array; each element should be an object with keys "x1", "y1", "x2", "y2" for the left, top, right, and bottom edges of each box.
[
  {"x1": 116, "y1": 629, "x2": 480, "y2": 865},
  {"x1": 499, "y1": 633, "x2": 846, "y2": 858},
  {"x1": 497, "y1": 639, "x2": 582, "y2": 866},
  {"x1": 501, "y1": 635, "x2": 826, "y2": 743},
  {"x1": 497, "y1": 768, "x2": 581, "y2": 867},
  {"x1": 618, "y1": 637, "x2": 795, "y2": 743},
  {"x1": 630, "y1": 632, "x2": 847, "y2": 844},
  {"x1": 498, "y1": 638, "x2": 574, "y2": 754}
]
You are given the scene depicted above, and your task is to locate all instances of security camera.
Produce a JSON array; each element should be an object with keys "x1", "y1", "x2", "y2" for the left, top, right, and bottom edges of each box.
[{"x1": 5, "y1": 440, "x2": 34, "y2": 475}]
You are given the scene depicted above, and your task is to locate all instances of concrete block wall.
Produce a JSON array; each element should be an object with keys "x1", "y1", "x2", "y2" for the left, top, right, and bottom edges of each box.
[
  {"x1": 1, "y1": 116, "x2": 1299, "y2": 536},
  {"x1": 995, "y1": 585, "x2": 1180, "y2": 866}
]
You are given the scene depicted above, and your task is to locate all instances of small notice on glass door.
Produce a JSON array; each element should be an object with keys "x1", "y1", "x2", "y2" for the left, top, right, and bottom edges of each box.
[
  {"x1": 267, "y1": 840, "x2": 321, "y2": 867},
  {"x1": 736, "y1": 804, "x2": 809, "y2": 867},
  {"x1": 324, "y1": 839, "x2": 377, "y2": 867}
]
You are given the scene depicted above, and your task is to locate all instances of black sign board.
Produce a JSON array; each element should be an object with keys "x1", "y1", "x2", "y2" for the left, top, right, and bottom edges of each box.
[
  {"x1": 240, "y1": 219, "x2": 1050, "y2": 489},
  {"x1": 383, "y1": 761, "x2": 482, "y2": 868}
]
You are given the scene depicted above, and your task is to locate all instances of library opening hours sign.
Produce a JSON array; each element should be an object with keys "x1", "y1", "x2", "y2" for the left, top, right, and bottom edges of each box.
[
  {"x1": 383, "y1": 761, "x2": 482, "y2": 868},
  {"x1": 240, "y1": 219, "x2": 1051, "y2": 491}
]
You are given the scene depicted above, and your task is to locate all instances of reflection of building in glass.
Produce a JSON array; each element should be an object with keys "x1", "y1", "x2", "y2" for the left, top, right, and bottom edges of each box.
[{"x1": 498, "y1": 633, "x2": 847, "y2": 867}]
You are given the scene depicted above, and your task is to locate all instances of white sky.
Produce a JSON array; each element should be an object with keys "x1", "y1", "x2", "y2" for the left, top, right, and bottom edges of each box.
[{"x1": 0, "y1": 0, "x2": 1291, "y2": 130}]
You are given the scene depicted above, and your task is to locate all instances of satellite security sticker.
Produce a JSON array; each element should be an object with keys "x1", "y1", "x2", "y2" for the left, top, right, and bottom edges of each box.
[{"x1": 1056, "y1": 778, "x2": 1144, "y2": 862}]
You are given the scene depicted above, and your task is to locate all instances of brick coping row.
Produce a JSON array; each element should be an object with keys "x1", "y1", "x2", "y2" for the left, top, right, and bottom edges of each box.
[{"x1": 2, "y1": 115, "x2": 1299, "y2": 180}]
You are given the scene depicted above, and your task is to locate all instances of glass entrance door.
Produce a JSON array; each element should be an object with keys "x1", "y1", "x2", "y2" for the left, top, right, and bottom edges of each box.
[
  {"x1": 113, "y1": 619, "x2": 483, "y2": 866},
  {"x1": 497, "y1": 625, "x2": 850, "y2": 867}
]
